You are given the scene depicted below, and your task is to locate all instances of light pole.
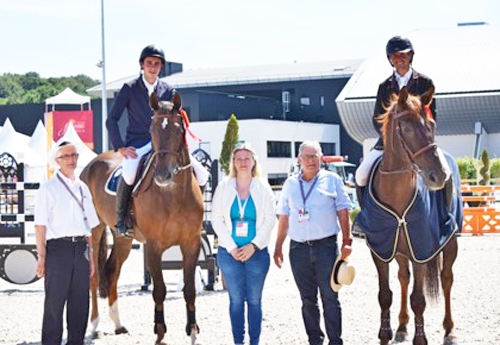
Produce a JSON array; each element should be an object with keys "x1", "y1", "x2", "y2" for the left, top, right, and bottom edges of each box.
[{"x1": 100, "y1": 0, "x2": 108, "y2": 152}]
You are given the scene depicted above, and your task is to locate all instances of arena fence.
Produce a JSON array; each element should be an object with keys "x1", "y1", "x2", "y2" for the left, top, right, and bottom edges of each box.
[
  {"x1": 461, "y1": 184, "x2": 500, "y2": 235},
  {"x1": 0, "y1": 152, "x2": 40, "y2": 284}
]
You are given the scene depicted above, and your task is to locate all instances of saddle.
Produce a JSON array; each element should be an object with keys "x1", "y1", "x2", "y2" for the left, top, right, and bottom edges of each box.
[
  {"x1": 105, "y1": 151, "x2": 154, "y2": 196},
  {"x1": 356, "y1": 156, "x2": 460, "y2": 263}
]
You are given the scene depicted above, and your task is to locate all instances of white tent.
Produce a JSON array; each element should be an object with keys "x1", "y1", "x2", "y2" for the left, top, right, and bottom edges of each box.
[
  {"x1": 0, "y1": 118, "x2": 45, "y2": 169},
  {"x1": 25, "y1": 120, "x2": 53, "y2": 182},
  {"x1": 45, "y1": 87, "x2": 91, "y2": 112}
]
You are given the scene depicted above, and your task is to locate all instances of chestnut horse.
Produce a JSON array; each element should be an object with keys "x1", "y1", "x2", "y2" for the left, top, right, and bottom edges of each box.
[
  {"x1": 80, "y1": 93, "x2": 204, "y2": 345},
  {"x1": 358, "y1": 88, "x2": 460, "y2": 345}
]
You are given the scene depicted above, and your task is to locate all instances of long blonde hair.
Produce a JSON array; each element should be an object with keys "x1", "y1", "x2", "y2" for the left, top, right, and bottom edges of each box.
[{"x1": 229, "y1": 143, "x2": 260, "y2": 178}]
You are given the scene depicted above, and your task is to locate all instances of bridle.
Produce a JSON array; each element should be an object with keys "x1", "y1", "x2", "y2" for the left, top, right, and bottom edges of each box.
[
  {"x1": 379, "y1": 107, "x2": 437, "y2": 175},
  {"x1": 150, "y1": 112, "x2": 191, "y2": 175}
]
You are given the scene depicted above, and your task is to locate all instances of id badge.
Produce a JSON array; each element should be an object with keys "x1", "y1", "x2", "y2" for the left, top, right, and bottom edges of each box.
[
  {"x1": 236, "y1": 221, "x2": 249, "y2": 237},
  {"x1": 298, "y1": 208, "x2": 310, "y2": 223}
]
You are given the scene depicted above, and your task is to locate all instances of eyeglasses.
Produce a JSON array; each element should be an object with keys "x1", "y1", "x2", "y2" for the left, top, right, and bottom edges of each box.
[
  {"x1": 301, "y1": 154, "x2": 320, "y2": 161},
  {"x1": 56, "y1": 153, "x2": 79, "y2": 161}
]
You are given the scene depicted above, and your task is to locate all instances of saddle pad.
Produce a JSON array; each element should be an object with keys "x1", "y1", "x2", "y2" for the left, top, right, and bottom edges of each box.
[
  {"x1": 105, "y1": 165, "x2": 122, "y2": 195},
  {"x1": 356, "y1": 156, "x2": 459, "y2": 263}
]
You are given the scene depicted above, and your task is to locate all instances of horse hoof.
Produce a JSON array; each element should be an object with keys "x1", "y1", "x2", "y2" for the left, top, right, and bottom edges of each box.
[
  {"x1": 444, "y1": 334, "x2": 458, "y2": 345},
  {"x1": 91, "y1": 331, "x2": 102, "y2": 339},
  {"x1": 395, "y1": 331, "x2": 407, "y2": 342},
  {"x1": 115, "y1": 326, "x2": 129, "y2": 335}
]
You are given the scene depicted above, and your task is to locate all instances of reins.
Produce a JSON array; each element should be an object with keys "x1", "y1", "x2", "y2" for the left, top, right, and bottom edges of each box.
[
  {"x1": 150, "y1": 112, "x2": 192, "y2": 177},
  {"x1": 381, "y1": 106, "x2": 437, "y2": 175}
]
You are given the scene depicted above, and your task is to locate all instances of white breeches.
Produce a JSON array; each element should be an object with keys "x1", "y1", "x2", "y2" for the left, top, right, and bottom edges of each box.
[
  {"x1": 121, "y1": 142, "x2": 209, "y2": 186},
  {"x1": 355, "y1": 147, "x2": 451, "y2": 187},
  {"x1": 355, "y1": 149, "x2": 383, "y2": 187},
  {"x1": 122, "y1": 143, "x2": 152, "y2": 185}
]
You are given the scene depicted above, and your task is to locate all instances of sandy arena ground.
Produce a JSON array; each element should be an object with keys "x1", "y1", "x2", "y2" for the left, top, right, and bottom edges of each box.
[{"x1": 1, "y1": 234, "x2": 499, "y2": 345}]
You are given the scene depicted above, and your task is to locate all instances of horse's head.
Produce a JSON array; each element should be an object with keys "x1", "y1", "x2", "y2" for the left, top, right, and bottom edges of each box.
[
  {"x1": 379, "y1": 87, "x2": 449, "y2": 190},
  {"x1": 149, "y1": 92, "x2": 189, "y2": 187}
]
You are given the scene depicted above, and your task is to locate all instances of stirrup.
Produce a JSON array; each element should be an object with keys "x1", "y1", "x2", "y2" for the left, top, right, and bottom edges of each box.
[{"x1": 115, "y1": 222, "x2": 134, "y2": 238}]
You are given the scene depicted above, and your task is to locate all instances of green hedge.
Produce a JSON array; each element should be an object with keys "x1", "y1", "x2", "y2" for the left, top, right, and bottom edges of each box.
[{"x1": 456, "y1": 156, "x2": 500, "y2": 181}]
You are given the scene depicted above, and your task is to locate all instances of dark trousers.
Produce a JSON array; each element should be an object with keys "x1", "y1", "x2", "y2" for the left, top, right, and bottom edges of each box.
[
  {"x1": 42, "y1": 238, "x2": 90, "y2": 345},
  {"x1": 289, "y1": 236, "x2": 343, "y2": 345}
]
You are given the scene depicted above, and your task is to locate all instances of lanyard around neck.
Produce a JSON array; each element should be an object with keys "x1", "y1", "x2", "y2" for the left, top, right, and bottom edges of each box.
[
  {"x1": 57, "y1": 173, "x2": 85, "y2": 214},
  {"x1": 235, "y1": 179, "x2": 251, "y2": 219},
  {"x1": 299, "y1": 174, "x2": 318, "y2": 208}
]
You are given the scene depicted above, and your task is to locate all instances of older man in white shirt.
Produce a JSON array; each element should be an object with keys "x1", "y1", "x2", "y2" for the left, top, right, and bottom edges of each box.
[{"x1": 35, "y1": 141, "x2": 100, "y2": 345}]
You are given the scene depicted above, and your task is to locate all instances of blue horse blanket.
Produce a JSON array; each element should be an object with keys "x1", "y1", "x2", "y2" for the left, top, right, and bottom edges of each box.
[{"x1": 356, "y1": 152, "x2": 462, "y2": 263}]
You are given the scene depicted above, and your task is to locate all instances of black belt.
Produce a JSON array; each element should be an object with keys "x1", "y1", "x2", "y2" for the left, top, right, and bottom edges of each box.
[
  {"x1": 298, "y1": 234, "x2": 337, "y2": 246},
  {"x1": 52, "y1": 236, "x2": 87, "y2": 243}
]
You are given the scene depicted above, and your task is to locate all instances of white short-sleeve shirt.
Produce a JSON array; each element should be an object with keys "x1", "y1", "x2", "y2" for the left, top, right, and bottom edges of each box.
[{"x1": 34, "y1": 171, "x2": 100, "y2": 240}]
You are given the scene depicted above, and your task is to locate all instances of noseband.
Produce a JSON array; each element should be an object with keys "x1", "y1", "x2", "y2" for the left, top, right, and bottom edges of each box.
[
  {"x1": 379, "y1": 108, "x2": 437, "y2": 175},
  {"x1": 150, "y1": 113, "x2": 191, "y2": 175},
  {"x1": 393, "y1": 109, "x2": 437, "y2": 160}
]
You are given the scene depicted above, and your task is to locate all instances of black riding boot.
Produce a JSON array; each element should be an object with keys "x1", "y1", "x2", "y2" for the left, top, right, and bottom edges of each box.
[
  {"x1": 356, "y1": 184, "x2": 366, "y2": 210},
  {"x1": 115, "y1": 178, "x2": 134, "y2": 238}
]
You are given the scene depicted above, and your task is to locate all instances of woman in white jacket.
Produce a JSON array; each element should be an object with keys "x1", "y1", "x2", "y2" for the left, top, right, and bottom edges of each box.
[{"x1": 212, "y1": 143, "x2": 276, "y2": 345}]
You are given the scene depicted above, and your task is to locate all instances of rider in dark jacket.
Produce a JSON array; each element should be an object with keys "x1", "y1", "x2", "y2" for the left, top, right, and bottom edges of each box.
[
  {"x1": 106, "y1": 45, "x2": 209, "y2": 238},
  {"x1": 356, "y1": 36, "x2": 438, "y2": 187}
]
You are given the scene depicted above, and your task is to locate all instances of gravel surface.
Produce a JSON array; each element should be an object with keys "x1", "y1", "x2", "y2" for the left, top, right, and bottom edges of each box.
[{"x1": 1, "y1": 234, "x2": 499, "y2": 345}]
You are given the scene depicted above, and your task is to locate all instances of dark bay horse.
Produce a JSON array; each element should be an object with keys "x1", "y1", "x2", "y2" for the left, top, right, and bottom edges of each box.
[
  {"x1": 359, "y1": 88, "x2": 460, "y2": 345},
  {"x1": 80, "y1": 92, "x2": 204, "y2": 345}
]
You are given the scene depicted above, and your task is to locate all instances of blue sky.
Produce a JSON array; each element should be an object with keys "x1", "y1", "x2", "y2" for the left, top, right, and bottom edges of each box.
[{"x1": 1, "y1": 0, "x2": 498, "y2": 82}]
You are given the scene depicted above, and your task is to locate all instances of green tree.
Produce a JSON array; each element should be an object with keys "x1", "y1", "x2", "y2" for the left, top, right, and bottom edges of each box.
[
  {"x1": 478, "y1": 148, "x2": 490, "y2": 185},
  {"x1": 490, "y1": 158, "x2": 500, "y2": 179},
  {"x1": 456, "y1": 156, "x2": 477, "y2": 181},
  {"x1": 0, "y1": 72, "x2": 99, "y2": 104},
  {"x1": 219, "y1": 114, "x2": 239, "y2": 175}
]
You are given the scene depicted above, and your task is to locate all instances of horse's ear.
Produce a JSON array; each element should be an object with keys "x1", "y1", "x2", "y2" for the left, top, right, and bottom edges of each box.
[
  {"x1": 172, "y1": 92, "x2": 182, "y2": 111},
  {"x1": 150, "y1": 92, "x2": 159, "y2": 111},
  {"x1": 420, "y1": 87, "x2": 435, "y2": 107},
  {"x1": 398, "y1": 87, "x2": 409, "y2": 106}
]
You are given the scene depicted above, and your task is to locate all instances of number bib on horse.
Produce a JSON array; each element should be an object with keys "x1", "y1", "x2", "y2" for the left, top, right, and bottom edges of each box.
[{"x1": 356, "y1": 157, "x2": 459, "y2": 263}]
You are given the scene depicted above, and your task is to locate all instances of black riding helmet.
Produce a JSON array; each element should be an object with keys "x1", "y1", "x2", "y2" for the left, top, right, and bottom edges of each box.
[
  {"x1": 386, "y1": 36, "x2": 414, "y2": 63},
  {"x1": 139, "y1": 44, "x2": 166, "y2": 66}
]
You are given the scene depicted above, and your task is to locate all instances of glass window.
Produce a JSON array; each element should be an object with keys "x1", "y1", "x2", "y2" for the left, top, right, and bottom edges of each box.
[{"x1": 267, "y1": 141, "x2": 292, "y2": 158}]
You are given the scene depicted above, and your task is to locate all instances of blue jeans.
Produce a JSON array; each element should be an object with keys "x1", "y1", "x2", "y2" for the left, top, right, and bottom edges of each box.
[
  {"x1": 289, "y1": 236, "x2": 343, "y2": 345},
  {"x1": 218, "y1": 247, "x2": 270, "y2": 345}
]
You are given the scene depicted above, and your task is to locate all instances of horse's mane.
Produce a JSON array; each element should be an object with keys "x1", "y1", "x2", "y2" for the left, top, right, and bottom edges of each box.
[{"x1": 377, "y1": 92, "x2": 431, "y2": 140}]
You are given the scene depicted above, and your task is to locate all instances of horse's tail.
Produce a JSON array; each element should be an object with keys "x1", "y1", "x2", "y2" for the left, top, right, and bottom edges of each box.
[
  {"x1": 425, "y1": 256, "x2": 441, "y2": 302},
  {"x1": 98, "y1": 228, "x2": 109, "y2": 298}
]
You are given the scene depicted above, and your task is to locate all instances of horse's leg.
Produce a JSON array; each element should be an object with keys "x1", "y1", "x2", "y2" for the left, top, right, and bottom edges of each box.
[
  {"x1": 442, "y1": 237, "x2": 458, "y2": 345},
  {"x1": 181, "y1": 240, "x2": 202, "y2": 344},
  {"x1": 90, "y1": 223, "x2": 106, "y2": 339},
  {"x1": 145, "y1": 242, "x2": 167, "y2": 345},
  {"x1": 410, "y1": 263, "x2": 428, "y2": 345},
  {"x1": 395, "y1": 255, "x2": 410, "y2": 342},
  {"x1": 106, "y1": 234, "x2": 133, "y2": 335},
  {"x1": 371, "y1": 252, "x2": 393, "y2": 345}
]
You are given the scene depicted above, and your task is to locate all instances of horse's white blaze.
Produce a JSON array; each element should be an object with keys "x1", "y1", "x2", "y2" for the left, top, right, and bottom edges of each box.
[
  {"x1": 162, "y1": 117, "x2": 168, "y2": 129},
  {"x1": 109, "y1": 301, "x2": 123, "y2": 328}
]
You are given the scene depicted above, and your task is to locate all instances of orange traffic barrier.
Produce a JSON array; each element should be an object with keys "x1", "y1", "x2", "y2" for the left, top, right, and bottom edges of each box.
[{"x1": 460, "y1": 185, "x2": 500, "y2": 235}]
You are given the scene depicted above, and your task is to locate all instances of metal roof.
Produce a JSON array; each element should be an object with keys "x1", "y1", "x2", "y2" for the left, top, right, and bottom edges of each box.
[
  {"x1": 87, "y1": 59, "x2": 362, "y2": 97},
  {"x1": 336, "y1": 24, "x2": 500, "y2": 143}
]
